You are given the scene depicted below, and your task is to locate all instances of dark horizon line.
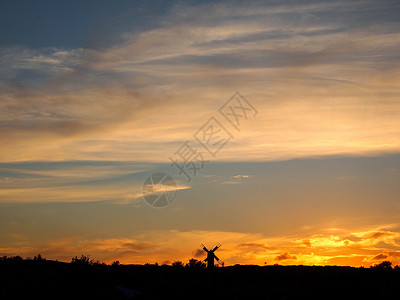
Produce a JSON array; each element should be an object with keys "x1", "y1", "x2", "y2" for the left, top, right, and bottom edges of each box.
[{"x1": 1, "y1": 254, "x2": 397, "y2": 269}]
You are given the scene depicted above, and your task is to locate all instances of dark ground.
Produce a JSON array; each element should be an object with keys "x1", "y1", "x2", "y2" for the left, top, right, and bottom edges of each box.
[{"x1": 0, "y1": 260, "x2": 399, "y2": 299}]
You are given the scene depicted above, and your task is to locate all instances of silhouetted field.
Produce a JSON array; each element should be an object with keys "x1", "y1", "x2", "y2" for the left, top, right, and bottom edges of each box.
[{"x1": 0, "y1": 259, "x2": 399, "y2": 299}]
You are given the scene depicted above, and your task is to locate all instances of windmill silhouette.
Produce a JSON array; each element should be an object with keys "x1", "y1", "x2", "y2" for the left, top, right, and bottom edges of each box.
[{"x1": 201, "y1": 244, "x2": 221, "y2": 268}]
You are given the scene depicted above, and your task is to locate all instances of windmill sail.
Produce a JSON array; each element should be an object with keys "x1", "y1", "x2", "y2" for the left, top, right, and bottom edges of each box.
[
  {"x1": 212, "y1": 245, "x2": 220, "y2": 252},
  {"x1": 201, "y1": 244, "x2": 209, "y2": 252}
]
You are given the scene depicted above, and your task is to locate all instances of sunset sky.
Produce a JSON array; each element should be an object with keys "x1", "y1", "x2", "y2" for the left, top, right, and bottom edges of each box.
[{"x1": 1, "y1": 0, "x2": 400, "y2": 267}]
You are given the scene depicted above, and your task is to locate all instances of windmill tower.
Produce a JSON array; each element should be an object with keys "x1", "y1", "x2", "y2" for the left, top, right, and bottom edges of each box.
[{"x1": 201, "y1": 244, "x2": 221, "y2": 268}]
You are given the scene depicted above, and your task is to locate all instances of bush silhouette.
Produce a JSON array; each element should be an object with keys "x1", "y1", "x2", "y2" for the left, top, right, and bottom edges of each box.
[{"x1": 71, "y1": 255, "x2": 103, "y2": 266}]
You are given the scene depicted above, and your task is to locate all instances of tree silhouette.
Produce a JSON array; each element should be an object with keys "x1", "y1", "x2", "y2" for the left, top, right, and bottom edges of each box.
[
  {"x1": 33, "y1": 254, "x2": 45, "y2": 261},
  {"x1": 172, "y1": 260, "x2": 184, "y2": 268},
  {"x1": 185, "y1": 258, "x2": 206, "y2": 269},
  {"x1": 111, "y1": 260, "x2": 120, "y2": 266},
  {"x1": 0, "y1": 255, "x2": 22, "y2": 262},
  {"x1": 372, "y1": 261, "x2": 392, "y2": 270}
]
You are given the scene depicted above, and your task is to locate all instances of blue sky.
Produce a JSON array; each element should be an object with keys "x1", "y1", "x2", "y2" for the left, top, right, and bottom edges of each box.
[
  {"x1": 0, "y1": 0, "x2": 400, "y2": 266},
  {"x1": 0, "y1": 0, "x2": 172, "y2": 48}
]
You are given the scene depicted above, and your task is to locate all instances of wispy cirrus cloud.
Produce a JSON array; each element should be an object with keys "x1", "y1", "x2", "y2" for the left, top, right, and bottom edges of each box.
[{"x1": 0, "y1": 1, "x2": 399, "y2": 163}]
